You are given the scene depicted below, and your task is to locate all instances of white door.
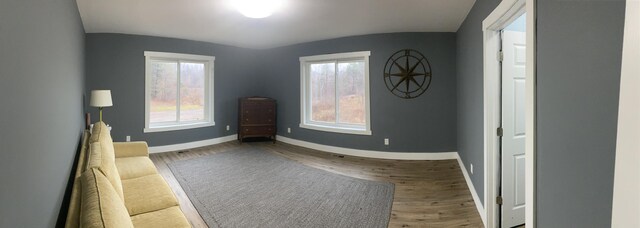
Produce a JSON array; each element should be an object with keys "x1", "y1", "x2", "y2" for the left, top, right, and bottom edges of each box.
[{"x1": 501, "y1": 28, "x2": 526, "y2": 227}]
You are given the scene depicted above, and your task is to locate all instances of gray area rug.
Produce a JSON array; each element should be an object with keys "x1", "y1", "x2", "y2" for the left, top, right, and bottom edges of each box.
[{"x1": 168, "y1": 148, "x2": 394, "y2": 228}]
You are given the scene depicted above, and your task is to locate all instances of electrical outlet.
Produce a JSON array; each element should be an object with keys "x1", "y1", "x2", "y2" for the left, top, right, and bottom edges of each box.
[
  {"x1": 126, "y1": 136, "x2": 131, "y2": 142},
  {"x1": 287, "y1": 127, "x2": 291, "y2": 133},
  {"x1": 471, "y1": 163, "x2": 474, "y2": 174},
  {"x1": 384, "y1": 138, "x2": 389, "y2": 145},
  {"x1": 226, "y1": 125, "x2": 230, "y2": 131}
]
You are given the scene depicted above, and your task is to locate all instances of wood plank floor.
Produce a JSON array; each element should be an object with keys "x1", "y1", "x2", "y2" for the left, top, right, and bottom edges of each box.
[{"x1": 150, "y1": 140, "x2": 484, "y2": 228}]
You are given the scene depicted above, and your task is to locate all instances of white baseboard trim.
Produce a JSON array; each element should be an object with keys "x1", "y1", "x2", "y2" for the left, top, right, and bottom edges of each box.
[
  {"x1": 455, "y1": 154, "x2": 487, "y2": 226},
  {"x1": 148, "y1": 135, "x2": 237, "y2": 153},
  {"x1": 276, "y1": 135, "x2": 458, "y2": 160}
]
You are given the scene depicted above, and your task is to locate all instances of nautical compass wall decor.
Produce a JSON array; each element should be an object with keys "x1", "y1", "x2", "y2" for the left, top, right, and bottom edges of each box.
[{"x1": 383, "y1": 49, "x2": 432, "y2": 99}]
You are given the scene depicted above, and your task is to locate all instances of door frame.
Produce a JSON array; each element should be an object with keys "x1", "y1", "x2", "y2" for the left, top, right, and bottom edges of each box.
[
  {"x1": 611, "y1": 1, "x2": 640, "y2": 226},
  {"x1": 482, "y1": 0, "x2": 536, "y2": 227}
]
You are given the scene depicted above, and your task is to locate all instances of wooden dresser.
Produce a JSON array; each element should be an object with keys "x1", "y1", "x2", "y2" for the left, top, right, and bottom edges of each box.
[{"x1": 238, "y1": 97, "x2": 277, "y2": 142}]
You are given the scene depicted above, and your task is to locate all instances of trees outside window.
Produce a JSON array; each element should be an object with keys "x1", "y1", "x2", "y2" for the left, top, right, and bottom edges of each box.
[
  {"x1": 144, "y1": 52, "x2": 214, "y2": 132},
  {"x1": 300, "y1": 51, "x2": 371, "y2": 135}
]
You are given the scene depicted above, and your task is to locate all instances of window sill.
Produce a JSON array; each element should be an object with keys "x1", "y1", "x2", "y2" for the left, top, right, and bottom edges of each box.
[
  {"x1": 299, "y1": 123, "x2": 371, "y2": 135},
  {"x1": 144, "y1": 121, "x2": 215, "y2": 133}
]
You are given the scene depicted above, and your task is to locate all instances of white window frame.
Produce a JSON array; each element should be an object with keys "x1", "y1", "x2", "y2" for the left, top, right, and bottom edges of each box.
[
  {"x1": 299, "y1": 51, "x2": 372, "y2": 135},
  {"x1": 143, "y1": 51, "x2": 215, "y2": 133}
]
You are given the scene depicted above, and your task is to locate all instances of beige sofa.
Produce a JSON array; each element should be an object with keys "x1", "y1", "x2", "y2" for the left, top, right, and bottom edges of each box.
[{"x1": 65, "y1": 122, "x2": 190, "y2": 228}]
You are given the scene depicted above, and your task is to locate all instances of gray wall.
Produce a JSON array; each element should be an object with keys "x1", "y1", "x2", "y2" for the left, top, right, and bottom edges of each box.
[
  {"x1": 536, "y1": 0, "x2": 625, "y2": 226},
  {"x1": 0, "y1": 0, "x2": 85, "y2": 227},
  {"x1": 85, "y1": 34, "x2": 263, "y2": 146},
  {"x1": 0, "y1": 0, "x2": 625, "y2": 226},
  {"x1": 87, "y1": 33, "x2": 458, "y2": 152},
  {"x1": 456, "y1": 0, "x2": 501, "y2": 206},
  {"x1": 261, "y1": 33, "x2": 457, "y2": 152},
  {"x1": 456, "y1": 0, "x2": 626, "y2": 225}
]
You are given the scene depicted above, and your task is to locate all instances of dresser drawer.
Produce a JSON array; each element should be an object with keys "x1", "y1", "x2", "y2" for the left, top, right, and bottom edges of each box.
[
  {"x1": 241, "y1": 100, "x2": 275, "y2": 110},
  {"x1": 241, "y1": 104, "x2": 275, "y2": 124},
  {"x1": 241, "y1": 126, "x2": 275, "y2": 135},
  {"x1": 241, "y1": 114, "x2": 275, "y2": 125}
]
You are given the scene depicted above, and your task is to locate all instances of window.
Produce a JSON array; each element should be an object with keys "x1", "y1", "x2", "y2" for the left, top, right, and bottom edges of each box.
[
  {"x1": 300, "y1": 51, "x2": 371, "y2": 135},
  {"x1": 144, "y1": 51, "x2": 214, "y2": 132}
]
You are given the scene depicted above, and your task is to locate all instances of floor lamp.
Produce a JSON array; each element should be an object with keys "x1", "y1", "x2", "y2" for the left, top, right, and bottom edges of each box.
[{"x1": 90, "y1": 90, "x2": 113, "y2": 122}]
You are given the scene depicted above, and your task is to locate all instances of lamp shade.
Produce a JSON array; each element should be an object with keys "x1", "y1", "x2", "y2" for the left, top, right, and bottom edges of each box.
[{"x1": 90, "y1": 90, "x2": 113, "y2": 107}]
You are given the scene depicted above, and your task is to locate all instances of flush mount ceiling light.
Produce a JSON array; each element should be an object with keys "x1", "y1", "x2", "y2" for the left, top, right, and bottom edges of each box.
[{"x1": 234, "y1": 0, "x2": 283, "y2": 18}]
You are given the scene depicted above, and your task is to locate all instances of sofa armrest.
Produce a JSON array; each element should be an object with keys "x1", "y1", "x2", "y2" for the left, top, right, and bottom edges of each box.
[{"x1": 113, "y1": 142, "x2": 149, "y2": 158}]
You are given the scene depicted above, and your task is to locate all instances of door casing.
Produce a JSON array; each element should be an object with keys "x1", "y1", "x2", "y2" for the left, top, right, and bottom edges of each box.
[{"x1": 482, "y1": 0, "x2": 537, "y2": 227}]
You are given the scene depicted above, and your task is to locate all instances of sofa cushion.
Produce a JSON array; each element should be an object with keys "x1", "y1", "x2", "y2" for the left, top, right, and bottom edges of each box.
[
  {"x1": 113, "y1": 141, "x2": 150, "y2": 158},
  {"x1": 87, "y1": 141, "x2": 125, "y2": 201},
  {"x1": 130, "y1": 206, "x2": 191, "y2": 228},
  {"x1": 86, "y1": 122, "x2": 125, "y2": 200},
  {"x1": 115, "y1": 156, "x2": 158, "y2": 180},
  {"x1": 89, "y1": 121, "x2": 113, "y2": 144},
  {"x1": 122, "y1": 174, "x2": 179, "y2": 216},
  {"x1": 81, "y1": 168, "x2": 134, "y2": 228}
]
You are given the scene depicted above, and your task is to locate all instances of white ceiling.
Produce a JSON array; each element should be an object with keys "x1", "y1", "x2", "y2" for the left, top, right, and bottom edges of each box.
[{"x1": 76, "y1": 0, "x2": 475, "y2": 49}]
